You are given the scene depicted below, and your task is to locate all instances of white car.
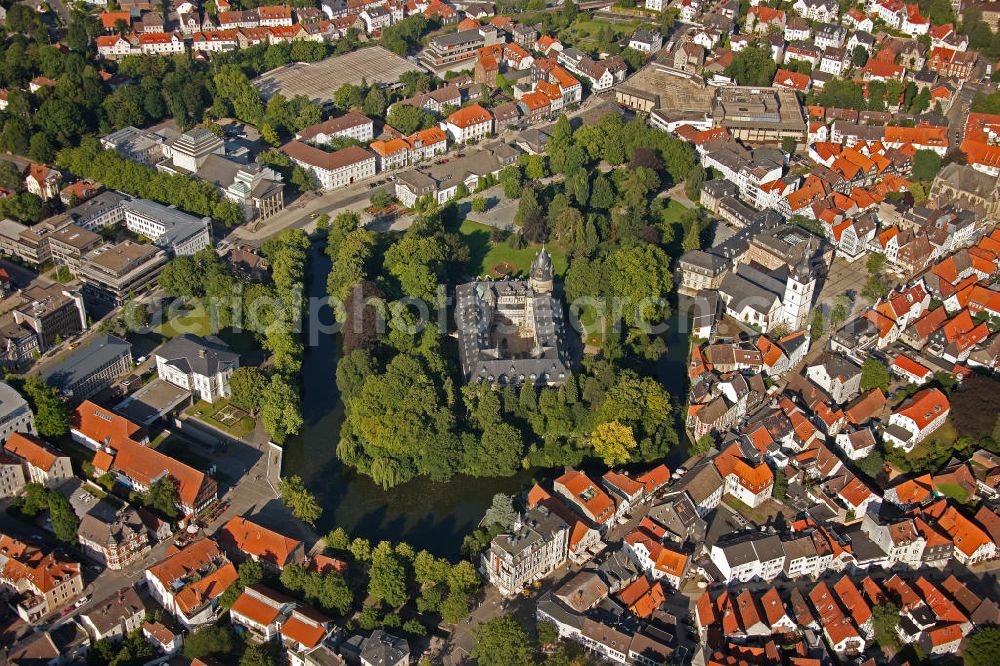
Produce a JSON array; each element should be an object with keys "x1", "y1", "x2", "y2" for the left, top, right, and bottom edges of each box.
[{"x1": 74, "y1": 595, "x2": 90, "y2": 608}]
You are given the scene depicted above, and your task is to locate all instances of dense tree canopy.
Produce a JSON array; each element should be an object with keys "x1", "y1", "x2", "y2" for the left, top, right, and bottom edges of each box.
[
  {"x1": 472, "y1": 616, "x2": 535, "y2": 666},
  {"x1": 18, "y1": 377, "x2": 70, "y2": 438},
  {"x1": 725, "y1": 46, "x2": 778, "y2": 87},
  {"x1": 277, "y1": 475, "x2": 322, "y2": 526},
  {"x1": 963, "y1": 627, "x2": 1000, "y2": 666}
]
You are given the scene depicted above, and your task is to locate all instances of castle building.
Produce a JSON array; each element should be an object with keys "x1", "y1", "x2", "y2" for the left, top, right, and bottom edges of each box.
[{"x1": 455, "y1": 248, "x2": 571, "y2": 386}]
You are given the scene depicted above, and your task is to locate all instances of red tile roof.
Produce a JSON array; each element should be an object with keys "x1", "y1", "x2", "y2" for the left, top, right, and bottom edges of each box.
[
  {"x1": 445, "y1": 103, "x2": 493, "y2": 129},
  {"x1": 94, "y1": 438, "x2": 215, "y2": 511},
  {"x1": 175, "y1": 562, "x2": 237, "y2": 615},
  {"x1": 100, "y1": 11, "x2": 131, "y2": 29},
  {"x1": 220, "y1": 516, "x2": 302, "y2": 568},
  {"x1": 555, "y1": 469, "x2": 615, "y2": 525},
  {"x1": 929, "y1": 501, "x2": 991, "y2": 558},
  {"x1": 714, "y1": 444, "x2": 773, "y2": 493},
  {"x1": 637, "y1": 464, "x2": 670, "y2": 494},
  {"x1": 4, "y1": 432, "x2": 62, "y2": 472},
  {"x1": 892, "y1": 353, "x2": 932, "y2": 381},
  {"x1": 602, "y1": 470, "x2": 643, "y2": 497},
  {"x1": 73, "y1": 401, "x2": 145, "y2": 449},
  {"x1": 0, "y1": 534, "x2": 80, "y2": 594},
  {"x1": 230, "y1": 590, "x2": 281, "y2": 626},
  {"x1": 893, "y1": 388, "x2": 949, "y2": 431},
  {"x1": 280, "y1": 609, "x2": 328, "y2": 648},
  {"x1": 891, "y1": 473, "x2": 933, "y2": 504},
  {"x1": 845, "y1": 389, "x2": 886, "y2": 425}
]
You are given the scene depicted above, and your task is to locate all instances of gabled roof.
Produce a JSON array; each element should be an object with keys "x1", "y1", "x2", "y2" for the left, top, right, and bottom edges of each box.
[
  {"x1": 911, "y1": 306, "x2": 948, "y2": 339},
  {"x1": 0, "y1": 534, "x2": 81, "y2": 594},
  {"x1": 4, "y1": 432, "x2": 63, "y2": 472},
  {"x1": 892, "y1": 353, "x2": 932, "y2": 380},
  {"x1": 175, "y1": 562, "x2": 237, "y2": 616},
  {"x1": 927, "y1": 500, "x2": 991, "y2": 558},
  {"x1": 833, "y1": 575, "x2": 871, "y2": 627},
  {"x1": 148, "y1": 538, "x2": 225, "y2": 587},
  {"x1": 735, "y1": 588, "x2": 764, "y2": 631},
  {"x1": 892, "y1": 388, "x2": 949, "y2": 431},
  {"x1": 758, "y1": 587, "x2": 791, "y2": 628},
  {"x1": 555, "y1": 469, "x2": 616, "y2": 525},
  {"x1": 281, "y1": 608, "x2": 329, "y2": 648},
  {"x1": 844, "y1": 389, "x2": 886, "y2": 425},
  {"x1": 883, "y1": 574, "x2": 921, "y2": 609},
  {"x1": 714, "y1": 444, "x2": 773, "y2": 492},
  {"x1": 913, "y1": 576, "x2": 967, "y2": 624},
  {"x1": 230, "y1": 587, "x2": 283, "y2": 626},
  {"x1": 73, "y1": 401, "x2": 146, "y2": 450},
  {"x1": 93, "y1": 437, "x2": 214, "y2": 510},
  {"x1": 637, "y1": 464, "x2": 670, "y2": 494},
  {"x1": 602, "y1": 470, "x2": 643, "y2": 498},
  {"x1": 890, "y1": 473, "x2": 934, "y2": 505},
  {"x1": 220, "y1": 516, "x2": 302, "y2": 568}
]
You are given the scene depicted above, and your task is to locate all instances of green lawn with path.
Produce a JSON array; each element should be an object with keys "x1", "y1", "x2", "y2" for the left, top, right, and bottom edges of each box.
[
  {"x1": 184, "y1": 398, "x2": 256, "y2": 438},
  {"x1": 459, "y1": 220, "x2": 568, "y2": 277}
]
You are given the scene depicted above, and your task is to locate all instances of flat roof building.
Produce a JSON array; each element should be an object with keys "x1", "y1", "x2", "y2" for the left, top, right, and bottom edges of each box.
[
  {"x1": 78, "y1": 241, "x2": 169, "y2": 306},
  {"x1": 253, "y1": 47, "x2": 422, "y2": 105},
  {"x1": 12, "y1": 284, "x2": 87, "y2": 350},
  {"x1": 711, "y1": 86, "x2": 807, "y2": 144},
  {"x1": 40, "y1": 334, "x2": 133, "y2": 402}
]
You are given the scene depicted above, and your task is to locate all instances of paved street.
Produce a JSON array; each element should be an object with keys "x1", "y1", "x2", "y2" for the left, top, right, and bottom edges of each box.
[
  {"x1": 0, "y1": 259, "x2": 53, "y2": 290},
  {"x1": 225, "y1": 92, "x2": 618, "y2": 249}
]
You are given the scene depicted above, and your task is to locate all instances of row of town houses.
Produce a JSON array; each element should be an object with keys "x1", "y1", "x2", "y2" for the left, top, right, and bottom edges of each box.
[
  {"x1": 695, "y1": 569, "x2": 999, "y2": 659},
  {"x1": 94, "y1": 0, "x2": 459, "y2": 58}
]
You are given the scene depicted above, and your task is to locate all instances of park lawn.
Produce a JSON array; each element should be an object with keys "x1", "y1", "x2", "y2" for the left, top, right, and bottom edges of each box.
[
  {"x1": 185, "y1": 398, "x2": 256, "y2": 438},
  {"x1": 459, "y1": 220, "x2": 568, "y2": 277},
  {"x1": 154, "y1": 303, "x2": 258, "y2": 353},
  {"x1": 578, "y1": 308, "x2": 603, "y2": 348},
  {"x1": 560, "y1": 18, "x2": 640, "y2": 50},
  {"x1": 660, "y1": 199, "x2": 690, "y2": 225},
  {"x1": 155, "y1": 302, "x2": 213, "y2": 338}
]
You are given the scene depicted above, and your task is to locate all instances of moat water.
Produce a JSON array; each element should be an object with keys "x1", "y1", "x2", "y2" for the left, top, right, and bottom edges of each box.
[{"x1": 283, "y1": 244, "x2": 691, "y2": 560}]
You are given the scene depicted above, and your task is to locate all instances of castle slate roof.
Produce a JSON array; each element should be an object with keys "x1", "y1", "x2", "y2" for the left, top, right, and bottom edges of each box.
[{"x1": 156, "y1": 333, "x2": 239, "y2": 377}]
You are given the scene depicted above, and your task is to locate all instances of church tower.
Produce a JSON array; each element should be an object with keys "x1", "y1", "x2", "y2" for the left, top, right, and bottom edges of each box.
[
  {"x1": 529, "y1": 247, "x2": 554, "y2": 294},
  {"x1": 781, "y1": 242, "x2": 816, "y2": 330}
]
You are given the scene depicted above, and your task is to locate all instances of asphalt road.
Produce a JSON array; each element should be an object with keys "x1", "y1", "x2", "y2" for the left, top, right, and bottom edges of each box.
[
  {"x1": 0, "y1": 259, "x2": 53, "y2": 289},
  {"x1": 47, "y1": 0, "x2": 72, "y2": 30}
]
